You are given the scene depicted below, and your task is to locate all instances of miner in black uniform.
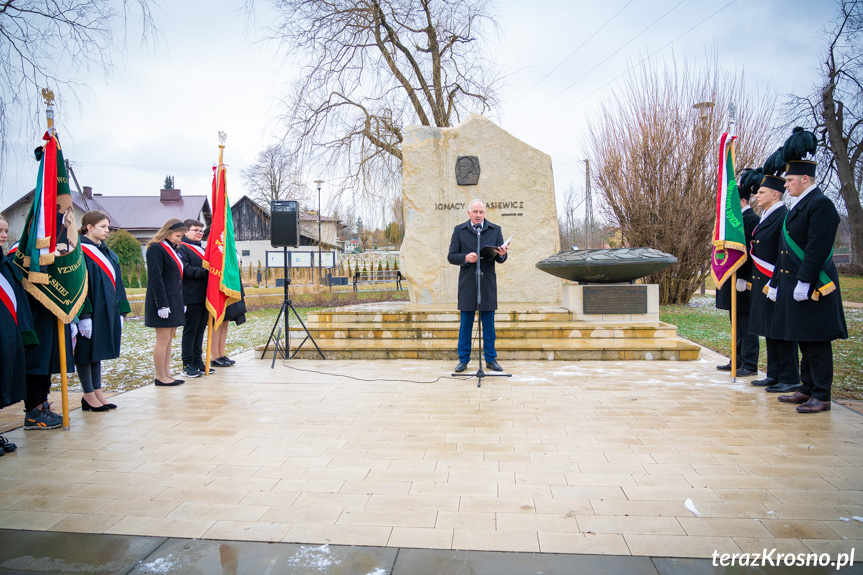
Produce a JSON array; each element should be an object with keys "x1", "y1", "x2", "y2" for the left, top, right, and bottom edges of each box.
[
  {"x1": 769, "y1": 128, "x2": 848, "y2": 414},
  {"x1": 747, "y1": 153, "x2": 799, "y2": 393},
  {"x1": 715, "y1": 168, "x2": 761, "y2": 377}
]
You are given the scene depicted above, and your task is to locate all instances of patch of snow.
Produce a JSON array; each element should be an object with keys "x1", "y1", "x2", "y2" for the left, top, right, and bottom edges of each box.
[
  {"x1": 839, "y1": 517, "x2": 851, "y2": 522},
  {"x1": 365, "y1": 569, "x2": 387, "y2": 575},
  {"x1": 286, "y1": 544, "x2": 341, "y2": 572},
  {"x1": 139, "y1": 555, "x2": 180, "y2": 573},
  {"x1": 853, "y1": 516, "x2": 863, "y2": 523},
  {"x1": 684, "y1": 498, "x2": 701, "y2": 517}
]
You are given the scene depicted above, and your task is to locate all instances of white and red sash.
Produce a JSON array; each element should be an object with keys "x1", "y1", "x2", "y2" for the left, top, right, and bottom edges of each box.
[
  {"x1": 0, "y1": 272, "x2": 18, "y2": 325},
  {"x1": 6, "y1": 242, "x2": 18, "y2": 256},
  {"x1": 82, "y1": 243, "x2": 116, "y2": 289},
  {"x1": 160, "y1": 241, "x2": 184, "y2": 277},
  {"x1": 750, "y1": 252, "x2": 775, "y2": 278},
  {"x1": 180, "y1": 241, "x2": 205, "y2": 259}
]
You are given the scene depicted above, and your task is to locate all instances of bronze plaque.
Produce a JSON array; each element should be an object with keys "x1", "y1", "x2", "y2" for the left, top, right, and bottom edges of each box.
[
  {"x1": 583, "y1": 285, "x2": 647, "y2": 314},
  {"x1": 455, "y1": 156, "x2": 480, "y2": 185}
]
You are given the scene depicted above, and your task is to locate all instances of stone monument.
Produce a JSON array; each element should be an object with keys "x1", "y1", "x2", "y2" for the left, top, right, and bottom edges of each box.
[{"x1": 400, "y1": 114, "x2": 561, "y2": 305}]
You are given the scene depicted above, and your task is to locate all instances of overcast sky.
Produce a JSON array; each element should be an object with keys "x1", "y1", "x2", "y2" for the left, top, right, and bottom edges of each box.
[{"x1": 0, "y1": 0, "x2": 837, "y2": 227}]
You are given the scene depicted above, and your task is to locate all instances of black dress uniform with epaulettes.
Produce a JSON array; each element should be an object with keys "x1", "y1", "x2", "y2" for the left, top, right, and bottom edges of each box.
[
  {"x1": 747, "y1": 152, "x2": 798, "y2": 390},
  {"x1": 769, "y1": 128, "x2": 847, "y2": 412}
]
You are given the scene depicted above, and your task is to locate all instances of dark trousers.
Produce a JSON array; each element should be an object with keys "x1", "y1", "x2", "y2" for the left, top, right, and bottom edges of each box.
[
  {"x1": 773, "y1": 339, "x2": 801, "y2": 386},
  {"x1": 798, "y1": 341, "x2": 833, "y2": 401},
  {"x1": 24, "y1": 373, "x2": 52, "y2": 412},
  {"x1": 182, "y1": 303, "x2": 208, "y2": 367},
  {"x1": 730, "y1": 311, "x2": 759, "y2": 371},
  {"x1": 458, "y1": 310, "x2": 496, "y2": 364}
]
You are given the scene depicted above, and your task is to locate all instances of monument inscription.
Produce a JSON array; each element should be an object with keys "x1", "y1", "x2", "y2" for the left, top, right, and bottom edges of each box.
[{"x1": 583, "y1": 285, "x2": 648, "y2": 314}]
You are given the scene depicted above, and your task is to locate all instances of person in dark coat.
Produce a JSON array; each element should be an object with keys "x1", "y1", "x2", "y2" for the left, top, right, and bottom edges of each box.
[
  {"x1": 144, "y1": 219, "x2": 186, "y2": 386},
  {"x1": 177, "y1": 219, "x2": 212, "y2": 378},
  {"x1": 747, "y1": 162, "x2": 800, "y2": 394},
  {"x1": 22, "y1": 210, "x2": 75, "y2": 431},
  {"x1": 75, "y1": 211, "x2": 130, "y2": 411},
  {"x1": 447, "y1": 199, "x2": 508, "y2": 373},
  {"x1": 715, "y1": 169, "x2": 760, "y2": 377},
  {"x1": 768, "y1": 128, "x2": 848, "y2": 414},
  {"x1": 210, "y1": 277, "x2": 245, "y2": 368},
  {"x1": 1, "y1": 216, "x2": 37, "y2": 451}
]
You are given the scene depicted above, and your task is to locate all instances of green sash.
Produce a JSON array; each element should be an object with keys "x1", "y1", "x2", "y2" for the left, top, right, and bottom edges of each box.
[{"x1": 782, "y1": 215, "x2": 835, "y2": 301}]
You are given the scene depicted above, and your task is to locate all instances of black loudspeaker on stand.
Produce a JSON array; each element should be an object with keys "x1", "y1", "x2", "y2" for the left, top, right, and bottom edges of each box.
[
  {"x1": 270, "y1": 200, "x2": 300, "y2": 248},
  {"x1": 452, "y1": 226, "x2": 511, "y2": 387},
  {"x1": 262, "y1": 244, "x2": 325, "y2": 366}
]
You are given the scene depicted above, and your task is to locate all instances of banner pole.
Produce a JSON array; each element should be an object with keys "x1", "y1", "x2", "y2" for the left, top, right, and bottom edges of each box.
[
  {"x1": 205, "y1": 315, "x2": 214, "y2": 377},
  {"x1": 730, "y1": 271, "x2": 737, "y2": 383},
  {"x1": 58, "y1": 316, "x2": 70, "y2": 429}
]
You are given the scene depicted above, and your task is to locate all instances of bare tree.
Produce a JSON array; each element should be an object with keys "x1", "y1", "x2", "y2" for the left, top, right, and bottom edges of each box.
[
  {"x1": 587, "y1": 56, "x2": 776, "y2": 304},
  {"x1": 241, "y1": 143, "x2": 311, "y2": 207},
  {"x1": 0, "y1": 0, "x2": 156, "y2": 182},
  {"x1": 784, "y1": 0, "x2": 863, "y2": 265},
  {"x1": 247, "y1": 0, "x2": 499, "y2": 199}
]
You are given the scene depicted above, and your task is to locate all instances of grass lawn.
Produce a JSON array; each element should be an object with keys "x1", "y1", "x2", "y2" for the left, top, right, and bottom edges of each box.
[
  {"x1": 839, "y1": 275, "x2": 863, "y2": 303},
  {"x1": 661, "y1": 295, "x2": 863, "y2": 400},
  {"x1": 53, "y1": 307, "x2": 318, "y2": 396}
]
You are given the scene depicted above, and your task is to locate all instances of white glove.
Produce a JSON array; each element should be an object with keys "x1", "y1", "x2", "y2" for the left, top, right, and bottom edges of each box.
[
  {"x1": 119, "y1": 315, "x2": 125, "y2": 328},
  {"x1": 184, "y1": 306, "x2": 187, "y2": 313},
  {"x1": 766, "y1": 287, "x2": 777, "y2": 302},
  {"x1": 79, "y1": 318, "x2": 93, "y2": 339},
  {"x1": 793, "y1": 281, "x2": 810, "y2": 302},
  {"x1": 70, "y1": 322, "x2": 79, "y2": 339},
  {"x1": 735, "y1": 278, "x2": 747, "y2": 292},
  {"x1": 157, "y1": 307, "x2": 171, "y2": 319}
]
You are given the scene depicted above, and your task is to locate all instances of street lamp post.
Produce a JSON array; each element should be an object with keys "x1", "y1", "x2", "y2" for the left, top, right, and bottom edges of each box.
[{"x1": 314, "y1": 179, "x2": 324, "y2": 287}]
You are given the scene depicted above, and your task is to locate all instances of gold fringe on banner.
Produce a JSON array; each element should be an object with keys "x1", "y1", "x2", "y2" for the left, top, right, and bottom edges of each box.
[
  {"x1": 21, "y1": 276, "x2": 88, "y2": 324},
  {"x1": 27, "y1": 271, "x2": 49, "y2": 284}
]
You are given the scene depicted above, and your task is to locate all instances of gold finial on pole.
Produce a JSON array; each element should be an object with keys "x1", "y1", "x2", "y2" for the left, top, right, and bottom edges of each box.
[
  {"x1": 218, "y1": 131, "x2": 227, "y2": 165},
  {"x1": 41, "y1": 88, "x2": 56, "y2": 135}
]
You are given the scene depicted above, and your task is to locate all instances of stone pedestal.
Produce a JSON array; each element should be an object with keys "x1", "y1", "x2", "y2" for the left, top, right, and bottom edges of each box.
[
  {"x1": 562, "y1": 283, "x2": 660, "y2": 322},
  {"x1": 400, "y1": 114, "x2": 561, "y2": 306}
]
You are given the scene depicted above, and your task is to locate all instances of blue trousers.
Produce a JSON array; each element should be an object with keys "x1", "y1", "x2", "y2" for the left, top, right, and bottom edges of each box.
[{"x1": 458, "y1": 311, "x2": 496, "y2": 364}]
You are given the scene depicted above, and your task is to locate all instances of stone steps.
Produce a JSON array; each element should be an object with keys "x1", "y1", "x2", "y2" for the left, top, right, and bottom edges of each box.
[
  {"x1": 257, "y1": 302, "x2": 701, "y2": 362},
  {"x1": 307, "y1": 321, "x2": 679, "y2": 340},
  {"x1": 280, "y1": 336, "x2": 700, "y2": 361}
]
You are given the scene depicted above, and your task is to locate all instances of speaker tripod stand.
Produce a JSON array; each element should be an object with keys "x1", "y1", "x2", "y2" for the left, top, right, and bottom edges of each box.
[{"x1": 262, "y1": 246, "x2": 324, "y2": 366}]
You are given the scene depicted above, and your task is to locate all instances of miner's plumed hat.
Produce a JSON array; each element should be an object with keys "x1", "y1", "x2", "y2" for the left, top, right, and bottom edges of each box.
[
  {"x1": 782, "y1": 127, "x2": 817, "y2": 177},
  {"x1": 761, "y1": 147, "x2": 787, "y2": 193},
  {"x1": 737, "y1": 168, "x2": 762, "y2": 201}
]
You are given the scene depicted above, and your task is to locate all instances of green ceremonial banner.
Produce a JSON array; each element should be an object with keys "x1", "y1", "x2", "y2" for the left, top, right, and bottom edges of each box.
[{"x1": 12, "y1": 132, "x2": 87, "y2": 322}]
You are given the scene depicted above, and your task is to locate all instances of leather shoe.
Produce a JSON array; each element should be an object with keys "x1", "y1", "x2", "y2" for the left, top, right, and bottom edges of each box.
[
  {"x1": 154, "y1": 378, "x2": 183, "y2": 387},
  {"x1": 486, "y1": 360, "x2": 503, "y2": 372},
  {"x1": 454, "y1": 362, "x2": 468, "y2": 373},
  {"x1": 751, "y1": 378, "x2": 776, "y2": 387},
  {"x1": 735, "y1": 368, "x2": 757, "y2": 377},
  {"x1": 766, "y1": 382, "x2": 802, "y2": 393},
  {"x1": 796, "y1": 398, "x2": 831, "y2": 413},
  {"x1": 716, "y1": 363, "x2": 732, "y2": 371},
  {"x1": 777, "y1": 391, "x2": 810, "y2": 404}
]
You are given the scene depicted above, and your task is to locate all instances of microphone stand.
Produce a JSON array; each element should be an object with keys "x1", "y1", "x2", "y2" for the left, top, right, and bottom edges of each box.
[{"x1": 452, "y1": 223, "x2": 511, "y2": 387}]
